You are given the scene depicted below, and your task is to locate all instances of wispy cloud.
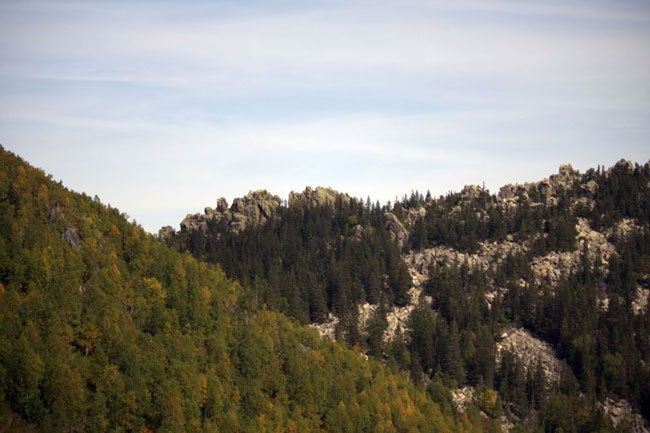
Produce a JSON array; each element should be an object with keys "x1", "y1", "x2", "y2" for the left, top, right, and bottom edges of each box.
[{"x1": 1, "y1": 0, "x2": 649, "y2": 232}]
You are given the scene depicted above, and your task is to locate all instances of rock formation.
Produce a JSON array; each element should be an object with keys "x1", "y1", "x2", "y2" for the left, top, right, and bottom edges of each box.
[
  {"x1": 496, "y1": 328, "x2": 562, "y2": 383},
  {"x1": 61, "y1": 225, "x2": 81, "y2": 250},
  {"x1": 384, "y1": 212, "x2": 409, "y2": 248},
  {"x1": 497, "y1": 163, "x2": 583, "y2": 209},
  {"x1": 180, "y1": 190, "x2": 282, "y2": 234},
  {"x1": 599, "y1": 398, "x2": 650, "y2": 433},
  {"x1": 288, "y1": 186, "x2": 351, "y2": 208},
  {"x1": 530, "y1": 218, "x2": 616, "y2": 287},
  {"x1": 158, "y1": 225, "x2": 175, "y2": 241}
]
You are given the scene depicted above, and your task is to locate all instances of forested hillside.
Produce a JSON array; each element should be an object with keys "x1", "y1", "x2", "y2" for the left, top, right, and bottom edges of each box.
[
  {"x1": 0, "y1": 147, "x2": 499, "y2": 432},
  {"x1": 166, "y1": 161, "x2": 650, "y2": 432}
]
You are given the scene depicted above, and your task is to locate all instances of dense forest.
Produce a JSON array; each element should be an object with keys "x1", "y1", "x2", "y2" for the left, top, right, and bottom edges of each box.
[
  {"x1": 166, "y1": 161, "x2": 650, "y2": 432},
  {"x1": 0, "y1": 147, "x2": 501, "y2": 432}
]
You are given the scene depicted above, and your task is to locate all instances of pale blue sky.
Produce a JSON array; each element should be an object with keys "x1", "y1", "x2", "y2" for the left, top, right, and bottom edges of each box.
[{"x1": 1, "y1": 0, "x2": 649, "y2": 232}]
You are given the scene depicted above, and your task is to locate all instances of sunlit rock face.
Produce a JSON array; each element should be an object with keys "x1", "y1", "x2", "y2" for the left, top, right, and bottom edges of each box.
[{"x1": 180, "y1": 189, "x2": 282, "y2": 234}]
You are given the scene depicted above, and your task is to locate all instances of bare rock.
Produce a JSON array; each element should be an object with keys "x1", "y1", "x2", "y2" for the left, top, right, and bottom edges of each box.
[
  {"x1": 180, "y1": 213, "x2": 206, "y2": 232},
  {"x1": 231, "y1": 189, "x2": 282, "y2": 226},
  {"x1": 288, "y1": 186, "x2": 351, "y2": 208},
  {"x1": 216, "y1": 197, "x2": 228, "y2": 212},
  {"x1": 407, "y1": 240, "x2": 527, "y2": 278},
  {"x1": 178, "y1": 190, "x2": 281, "y2": 234},
  {"x1": 606, "y1": 218, "x2": 642, "y2": 243},
  {"x1": 632, "y1": 286, "x2": 649, "y2": 315},
  {"x1": 549, "y1": 163, "x2": 580, "y2": 190},
  {"x1": 584, "y1": 180, "x2": 598, "y2": 195},
  {"x1": 46, "y1": 204, "x2": 63, "y2": 222},
  {"x1": 531, "y1": 218, "x2": 615, "y2": 287},
  {"x1": 352, "y1": 224, "x2": 365, "y2": 241},
  {"x1": 611, "y1": 159, "x2": 635, "y2": 174},
  {"x1": 61, "y1": 226, "x2": 81, "y2": 250},
  {"x1": 158, "y1": 225, "x2": 175, "y2": 241},
  {"x1": 498, "y1": 184, "x2": 529, "y2": 203},
  {"x1": 404, "y1": 206, "x2": 426, "y2": 227},
  {"x1": 460, "y1": 184, "x2": 482, "y2": 201},
  {"x1": 451, "y1": 386, "x2": 475, "y2": 412},
  {"x1": 573, "y1": 196, "x2": 595, "y2": 211},
  {"x1": 599, "y1": 397, "x2": 650, "y2": 433},
  {"x1": 309, "y1": 313, "x2": 339, "y2": 340},
  {"x1": 496, "y1": 328, "x2": 562, "y2": 383},
  {"x1": 384, "y1": 212, "x2": 409, "y2": 248}
]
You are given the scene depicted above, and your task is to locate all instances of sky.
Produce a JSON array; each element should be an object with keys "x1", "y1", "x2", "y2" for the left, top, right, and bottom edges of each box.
[{"x1": 1, "y1": 0, "x2": 649, "y2": 233}]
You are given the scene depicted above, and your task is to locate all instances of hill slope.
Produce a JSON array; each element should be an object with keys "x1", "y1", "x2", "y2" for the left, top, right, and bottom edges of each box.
[
  {"x1": 0, "y1": 147, "x2": 497, "y2": 432},
  {"x1": 165, "y1": 161, "x2": 650, "y2": 432}
]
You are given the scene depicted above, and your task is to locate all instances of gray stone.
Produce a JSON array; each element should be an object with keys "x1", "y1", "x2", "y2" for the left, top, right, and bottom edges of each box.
[
  {"x1": 62, "y1": 226, "x2": 81, "y2": 250},
  {"x1": 216, "y1": 198, "x2": 228, "y2": 212},
  {"x1": 158, "y1": 225, "x2": 175, "y2": 241},
  {"x1": 384, "y1": 212, "x2": 408, "y2": 248},
  {"x1": 288, "y1": 186, "x2": 351, "y2": 208},
  {"x1": 178, "y1": 190, "x2": 281, "y2": 234}
]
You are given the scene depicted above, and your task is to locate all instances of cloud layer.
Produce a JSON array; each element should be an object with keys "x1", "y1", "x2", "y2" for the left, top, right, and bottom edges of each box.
[{"x1": 1, "y1": 0, "x2": 649, "y2": 232}]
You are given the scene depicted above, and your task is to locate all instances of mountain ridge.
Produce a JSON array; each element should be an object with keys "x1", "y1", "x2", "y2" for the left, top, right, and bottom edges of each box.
[{"x1": 162, "y1": 157, "x2": 650, "y2": 432}]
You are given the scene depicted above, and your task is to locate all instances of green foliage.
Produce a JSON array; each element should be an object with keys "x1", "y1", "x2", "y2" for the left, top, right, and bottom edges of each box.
[{"x1": 0, "y1": 147, "x2": 491, "y2": 432}]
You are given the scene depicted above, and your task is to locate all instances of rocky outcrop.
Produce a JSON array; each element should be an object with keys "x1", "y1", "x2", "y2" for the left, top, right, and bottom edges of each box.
[
  {"x1": 180, "y1": 190, "x2": 282, "y2": 234},
  {"x1": 496, "y1": 328, "x2": 562, "y2": 383},
  {"x1": 403, "y1": 207, "x2": 426, "y2": 227},
  {"x1": 460, "y1": 184, "x2": 483, "y2": 202},
  {"x1": 599, "y1": 398, "x2": 650, "y2": 433},
  {"x1": 385, "y1": 286, "x2": 431, "y2": 342},
  {"x1": 606, "y1": 218, "x2": 642, "y2": 243},
  {"x1": 313, "y1": 259, "x2": 433, "y2": 344},
  {"x1": 607, "y1": 159, "x2": 635, "y2": 175},
  {"x1": 309, "y1": 313, "x2": 339, "y2": 340},
  {"x1": 530, "y1": 218, "x2": 616, "y2": 287},
  {"x1": 62, "y1": 226, "x2": 81, "y2": 250},
  {"x1": 351, "y1": 224, "x2": 365, "y2": 241},
  {"x1": 498, "y1": 183, "x2": 529, "y2": 203},
  {"x1": 498, "y1": 164, "x2": 582, "y2": 208},
  {"x1": 632, "y1": 286, "x2": 649, "y2": 315},
  {"x1": 158, "y1": 225, "x2": 175, "y2": 242},
  {"x1": 384, "y1": 212, "x2": 409, "y2": 248},
  {"x1": 406, "y1": 240, "x2": 527, "y2": 277},
  {"x1": 288, "y1": 186, "x2": 351, "y2": 208},
  {"x1": 451, "y1": 386, "x2": 475, "y2": 412}
]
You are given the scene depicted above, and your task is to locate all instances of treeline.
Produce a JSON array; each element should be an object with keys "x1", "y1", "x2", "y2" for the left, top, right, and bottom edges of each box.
[{"x1": 0, "y1": 147, "x2": 499, "y2": 432}]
